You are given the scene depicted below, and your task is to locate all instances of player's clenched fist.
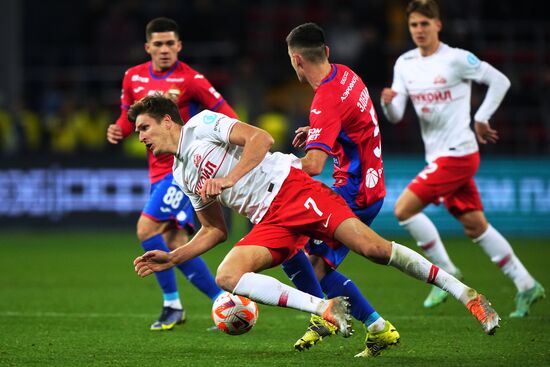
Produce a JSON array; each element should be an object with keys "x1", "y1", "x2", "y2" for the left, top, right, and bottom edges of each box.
[
  {"x1": 106, "y1": 124, "x2": 124, "y2": 144},
  {"x1": 380, "y1": 88, "x2": 397, "y2": 105}
]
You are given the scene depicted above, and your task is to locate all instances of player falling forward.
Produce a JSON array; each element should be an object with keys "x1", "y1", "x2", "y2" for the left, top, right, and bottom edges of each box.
[
  {"x1": 380, "y1": 0, "x2": 544, "y2": 315},
  {"x1": 130, "y1": 96, "x2": 500, "y2": 349},
  {"x1": 107, "y1": 17, "x2": 238, "y2": 330}
]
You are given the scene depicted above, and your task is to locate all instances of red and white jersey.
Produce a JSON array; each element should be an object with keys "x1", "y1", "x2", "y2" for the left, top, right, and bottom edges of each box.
[
  {"x1": 116, "y1": 60, "x2": 237, "y2": 183},
  {"x1": 388, "y1": 43, "x2": 491, "y2": 163},
  {"x1": 306, "y1": 64, "x2": 385, "y2": 209},
  {"x1": 173, "y1": 110, "x2": 301, "y2": 224}
]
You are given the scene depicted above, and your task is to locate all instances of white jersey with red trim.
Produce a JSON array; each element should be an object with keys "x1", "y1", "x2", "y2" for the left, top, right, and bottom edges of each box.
[
  {"x1": 389, "y1": 43, "x2": 491, "y2": 163},
  {"x1": 172, "y1": 110, "x2": 301, "y2": 224}
]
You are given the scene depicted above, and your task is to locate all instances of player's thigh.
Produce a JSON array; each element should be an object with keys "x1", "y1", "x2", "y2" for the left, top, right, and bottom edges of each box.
[
  {"x1": 136, "y1": 214, "x2": 170, "y2": 241},
  {"x1": 162, "y1": 227, "x2": 190, "y2": 250},
  {"x1": 216, "y1": 246, "x2": 274, "y2": 290},
  {"x1": 394, "y1": 188, "x2": 427, "y2": 221},
  {"x1": 333, "y1": 217, "x2": 392, "y2": 264}
]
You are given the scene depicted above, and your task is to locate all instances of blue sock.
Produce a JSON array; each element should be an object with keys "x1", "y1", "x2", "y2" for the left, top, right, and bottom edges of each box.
[
  {"x1": 282, "y1": 251, "x2": 324, "y2": 298},
  {"x1": 176, "y1": 257, "x2": 223, "y2": 300},
  {"x1": 141, "y1": 234, "x2": 179, "y2": 298},
  {"x1": 320, "y1": 270, "x2": 380, "y2": 326}
]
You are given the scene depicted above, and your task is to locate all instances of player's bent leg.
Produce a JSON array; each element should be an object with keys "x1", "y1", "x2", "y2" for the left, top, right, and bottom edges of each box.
[
  {"x1": 223, "y1": 247, "x2": 353, "y2": 337},
  {"x1": 137, "y1": 216, "x2": 186, "y2": 330},
  {"x1": 396, "y1": 190, "x2": 460, "y2": 308},
  {"x1": 165, "y1": 228, "x2": 223, "y2": 300},
  {"x1": 461, "y1": 211, "x2": 544, "y2": 317}
]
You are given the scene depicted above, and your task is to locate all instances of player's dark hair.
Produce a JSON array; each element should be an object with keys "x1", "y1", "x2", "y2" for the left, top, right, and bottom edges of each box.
[
  {"x1": 128, "y1": 95, "x2": 184, "y2": 126},
  {"x1": 286, "y1": 22, "x2": 328, "y2": 63},
  {"x1": 406, "y1": 0, "x2": 440, "y2": 19},
  {"x1": 145, "y1": 17, "x2": 180, "y2": 41}
]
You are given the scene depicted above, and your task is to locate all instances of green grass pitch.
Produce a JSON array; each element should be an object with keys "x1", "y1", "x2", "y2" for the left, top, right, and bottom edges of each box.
[{"x1": 0, "y1": 228, "x2": 548, "y2": 366}]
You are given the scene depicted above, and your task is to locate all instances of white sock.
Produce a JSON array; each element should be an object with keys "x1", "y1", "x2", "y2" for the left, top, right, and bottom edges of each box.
[
  {"x1": 367, "y1": 317, "x2": 386, "y2": 333},
  {"x1": 233, "y1": 272, "x2": 330, "y2": 314},
  {"x1": 399, "y1": 213, "x2": 458, "y2": 274},
  {"x1": 473, "y1": 225, "x2": 535, "y2": 292},
  {"x1": 164, "y1": 299, "x2": 182, "y2": 309},
  {"x1": 388, "y1": 242, "x2": 477, "y2": 305}
]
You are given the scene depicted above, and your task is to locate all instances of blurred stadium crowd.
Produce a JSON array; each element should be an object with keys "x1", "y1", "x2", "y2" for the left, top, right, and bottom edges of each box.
[{"x1": 0, "y1": 0, "x2": 548, "y2": 164}]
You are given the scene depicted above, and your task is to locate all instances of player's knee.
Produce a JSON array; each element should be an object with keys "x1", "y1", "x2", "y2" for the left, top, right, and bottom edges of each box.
[
  {"x1": 394, "y1": 205, "x2": 410, "y2": 222},
  {"x1": 136, "y1": 223, "x2": 161, "y2": 242},
  {"x1": 464, "y1": 222, "x2": 487, "y2": 239},
  {"x1": 215, "y1": 269, "x2": 242, "y2": 292}
]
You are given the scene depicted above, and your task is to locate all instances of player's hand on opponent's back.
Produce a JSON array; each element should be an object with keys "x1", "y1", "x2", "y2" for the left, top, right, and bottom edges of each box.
[
  {"x1": 293, "y1": 126, "x2": 310, "y2": 148},
  {"x1": 134, "y1": 250, "x2": 174, "y2": 277},
  {"x1": 106, "y1": 124, "x2": 124, "y2": 144},
  {"x1": 380, "y1": 88, "x2": 397, "y2": 105},
  {"x1": 474, "y1": 121, "x2": 499, "y2": 144}
]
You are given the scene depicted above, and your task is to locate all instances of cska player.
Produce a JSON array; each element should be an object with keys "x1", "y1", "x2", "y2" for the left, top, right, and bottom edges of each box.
[
  {"x1": 281, "y1": 23, "x2": 398, "y2": 358},
  {"x1": 106, "y1": 17, "x2": 237, "y2": 330},
  {"x1": 380, "y1": 0, "x2": 544, "y2": 316}
]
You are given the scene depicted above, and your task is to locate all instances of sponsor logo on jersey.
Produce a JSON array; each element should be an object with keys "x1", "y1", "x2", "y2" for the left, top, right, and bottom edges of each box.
[
  {"x1": 133, "y1": 86, "x2": 145, "y2": 93},
  {"x1": 467, "y1": 53, "x2": 480, "y2": 66},
  {"x1": 310, "y1": 109, "x2": 322, "y2": 115},
  {"x1": 203, "y1": 113, "x2": 217, "y2": 125},
  {"x1": 166, "y1": 77, "x2": 185, "y2": 82},
  {"x1": 308, "y1": 128, "x2": 323, "y2": 141},
  {"x1": 433, "y1": 76, "x2": 447, "y2": 84},
  {"x1": 193, "y1": 154, "x2": 202, "y2": 168},
  {"x1": 195, "y1": 161, "x2": 218, "y2": 194},
  {"x1": 410, "y1": 90, "x2": 452, "y2": 103},
  {"x1": 340, "y1": 70, "x2": 349, "y2": 85},
  {"x1": 340, "y1": 74, "x2": 358, "y2": 102},
  {"x1": 147, "y1": 90, "x2": 164, "y2": 97},
  {"x1": 421, "y1": 106, "x2": 431, "y2": 113},
  {"x1": 131, "y1": 75, "x2": 149, "y2": 83}
]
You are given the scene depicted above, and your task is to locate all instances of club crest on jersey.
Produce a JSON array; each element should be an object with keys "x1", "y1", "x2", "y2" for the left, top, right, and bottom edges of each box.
[
  {"x1": 193, "y1": 154, "x2": 202, "y2": 168},
  {"x1": 433, "y1": 76, "x2": 447, "y2": 85}
]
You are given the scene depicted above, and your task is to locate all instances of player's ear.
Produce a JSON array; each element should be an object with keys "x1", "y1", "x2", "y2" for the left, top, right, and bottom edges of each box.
[
  {"x1": 144, "y1": 42, "x2": 151, "y2": 55},
  {"x1": 435, "y1": 19, "x2": 442, "y2": 32},
  {"x1": 325, "y1": 45, "x2": 330, "y2": 59},
  {"x1": 176, "y1": 40, "x2": 182, "y2": 52}
]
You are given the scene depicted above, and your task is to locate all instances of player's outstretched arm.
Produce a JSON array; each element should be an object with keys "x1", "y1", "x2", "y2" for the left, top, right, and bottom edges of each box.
[{"x1": 134, "y1": 250, "x2": 174, "y2": 277}]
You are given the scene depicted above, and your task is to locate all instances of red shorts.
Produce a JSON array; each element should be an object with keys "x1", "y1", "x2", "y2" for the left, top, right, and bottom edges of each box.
[
  {"x1": 235, "y1": 167, "x2": 356, "y2": 266},
  {"x1": 408, "y1": 152, "x2": 483, "y2": 217}
]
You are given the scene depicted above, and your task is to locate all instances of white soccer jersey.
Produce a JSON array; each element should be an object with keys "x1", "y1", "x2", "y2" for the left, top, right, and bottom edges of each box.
[
  {"x1": 388, "y1": 43, "x2": 493, "y2": 163},
  {"x1": 172, "y1": 110, "x2": 301, "y2": 224}
]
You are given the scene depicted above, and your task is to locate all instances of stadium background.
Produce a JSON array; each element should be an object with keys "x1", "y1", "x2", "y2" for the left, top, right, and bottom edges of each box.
[
  {"x1": 0, "y1": 0, "x2": 548, "y2": 234},
  {"x1": 0, "y1": 2, "x2": 549, "y2": 366}
]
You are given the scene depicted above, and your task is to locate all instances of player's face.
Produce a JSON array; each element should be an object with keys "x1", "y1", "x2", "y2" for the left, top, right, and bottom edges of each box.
[
  {"x1": 408, "y1": 12, "x2": 441, "y2": 50},
  {"x1": 136, "y1": 113, "x2": 169, "y2": 156},
  {"x1": 288, "y1": 47, "x2": 305, "y2": 83},
  {"x1": 145, "y1": 32, "x2": 182, "y2": 72}
]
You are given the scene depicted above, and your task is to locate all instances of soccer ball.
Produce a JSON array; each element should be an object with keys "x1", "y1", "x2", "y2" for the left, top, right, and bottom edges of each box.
[{"x1": 211, "y1": 292, "x2": 259, "y2": 335}]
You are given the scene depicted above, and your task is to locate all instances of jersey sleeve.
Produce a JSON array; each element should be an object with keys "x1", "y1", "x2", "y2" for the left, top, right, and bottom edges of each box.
[
  {"x1": 192, "y1": 110, "x2": 238, "y2": 145},
  {"x1": 114, "y1": 69, "x2": 135, "y2": 138},
  {"x1": 305, "y1": 95, "x2": 341, "y2": 154},
  {"x1": 187, "y1": 70, "x2": 238, "y2": 118},
  {"x1": 391, "y1": 59, "x2": 409, "y2": 95},
  {"x1": 453, "y1": 48, "x2": 488, "y2": 82}
]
